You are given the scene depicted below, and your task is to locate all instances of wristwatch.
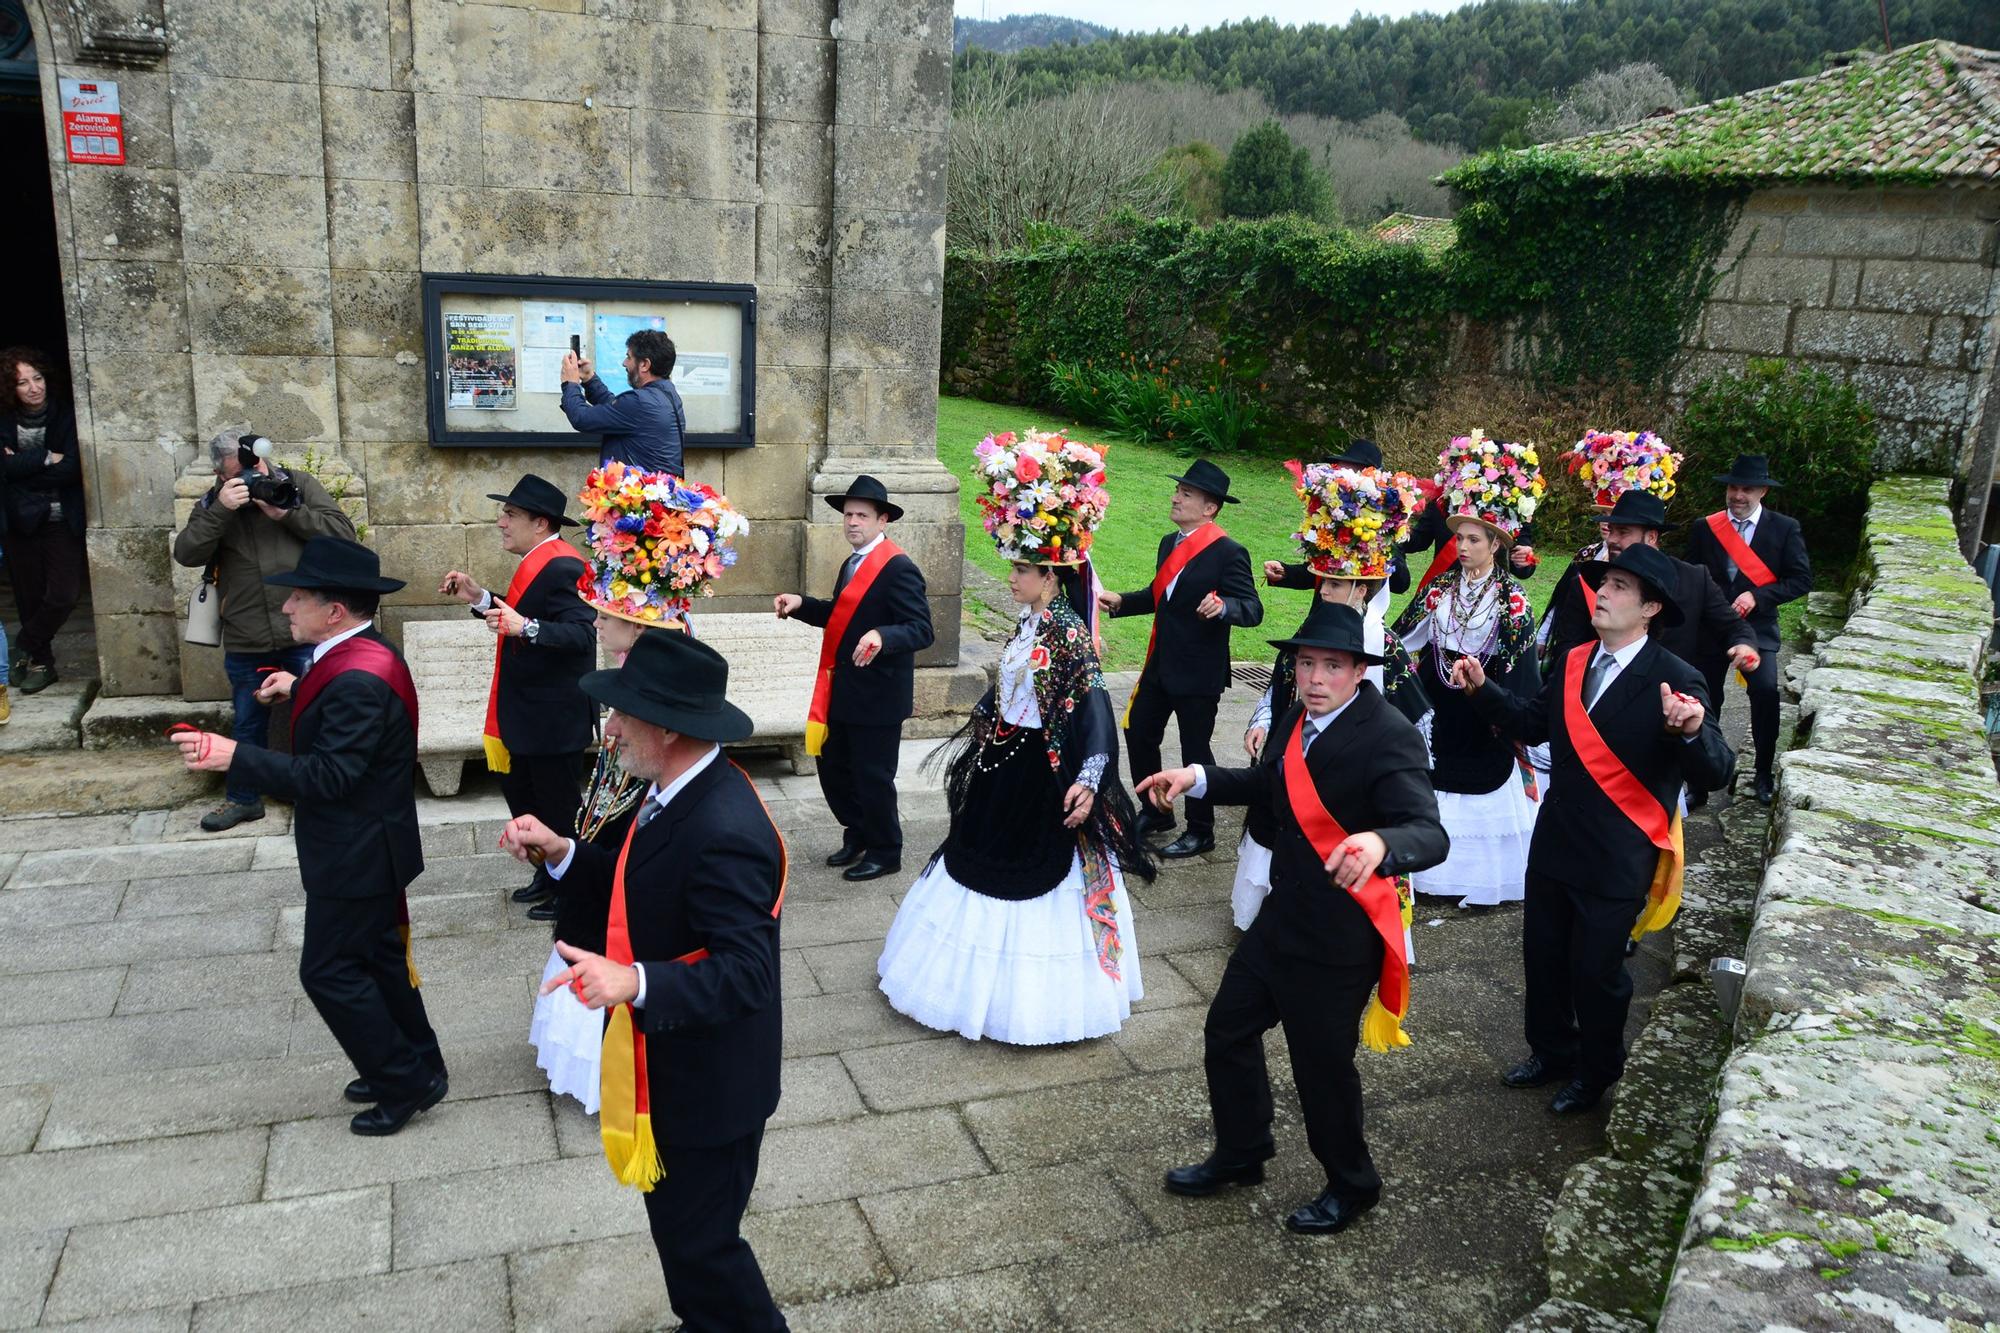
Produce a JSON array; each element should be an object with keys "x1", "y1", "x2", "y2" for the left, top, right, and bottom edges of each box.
[{"x1": 524, "y1": 619, "x2": 541, "y2": 642}]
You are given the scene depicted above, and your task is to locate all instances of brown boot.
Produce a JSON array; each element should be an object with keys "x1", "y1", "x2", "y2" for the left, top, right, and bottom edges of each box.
[{"x1": 0, "y1": 684, "x2": 10, "y2": 726}]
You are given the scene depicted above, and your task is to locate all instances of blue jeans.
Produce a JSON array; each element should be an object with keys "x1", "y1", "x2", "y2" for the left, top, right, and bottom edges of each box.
[{"x1": 224, "y1": 646, "x2": 314, "y2": 804}]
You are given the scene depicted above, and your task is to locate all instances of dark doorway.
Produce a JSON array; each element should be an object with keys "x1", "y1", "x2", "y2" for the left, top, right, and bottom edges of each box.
[{"x1": 0, "y1": 0, "x2": 67, "y2": 381}]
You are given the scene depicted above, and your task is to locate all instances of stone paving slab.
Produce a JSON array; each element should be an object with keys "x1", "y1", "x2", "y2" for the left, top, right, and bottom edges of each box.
[
  {"x1": 0, "y1": 1229, "x2": 64, "y2": 1329},
  {"x1": 861, "y1": 1160, "x2": 1149, "y2": 1283},
  {"x1": 0, "y1": 968, "x2": 124, "y2": 1027},
  {"x1": 189, "y1": 1259, "x2": 508, "y2": 1333},
  {"x1": 0, "y1": 1087, "x2": 49, "y2": 1156},
  {"x1": 265, "y1": 1093, "x2": 556, "y2": 1198},
  {"x1": 841, "y1": 1032, "x2": 1132, "y2": 1112},
  {"x1": 3, "y1": 914, "x2": 276, "y2": 978},
  {"x1": 392, "y1": 1156, "x2": 649, "y2": 1270},
  {"x1": 0, "y1": 1127, "x2": 267, "y2": 1232},
  {"x1": 116, "y1": 871, "x2": 301, "y2": 921},
  {"x1": 10, "y1": 844, "x2": 256, "y2": 891},
  {"x1": 751, "y1": 1108, "x2": 991, "y2": 1211},
  {"x1": 0, "y1": 1004, "x2": 290, "y2": 1087},
  {"x1": 0, "y1": 885, "x2": 123, "y2": 932},
  {"x1": 784, "y1": 1267, "x2": 1058, "y2": 1332}
]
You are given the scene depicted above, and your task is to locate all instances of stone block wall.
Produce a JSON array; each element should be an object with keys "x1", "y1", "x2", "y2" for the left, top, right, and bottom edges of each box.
[
  {"x1": 1657, "y1": 476, "x2": 2000, "y2": 1329},
  {"x1": 27, "y1": 0, "x2": 962, "y2": 698},
  {"x1": 1681, "y1": 186, "x2": 2000, "y2": 478}
]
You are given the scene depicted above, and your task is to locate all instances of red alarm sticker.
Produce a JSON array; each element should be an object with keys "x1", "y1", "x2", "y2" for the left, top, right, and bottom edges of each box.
[{"x1": 59, "y1": 78, "x2": 125, "y2": 166}]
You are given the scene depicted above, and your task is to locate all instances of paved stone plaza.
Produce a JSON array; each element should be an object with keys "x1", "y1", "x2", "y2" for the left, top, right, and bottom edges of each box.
[{"x1": 0, "y1": 681, "x2": 1723, "y2": 1331}]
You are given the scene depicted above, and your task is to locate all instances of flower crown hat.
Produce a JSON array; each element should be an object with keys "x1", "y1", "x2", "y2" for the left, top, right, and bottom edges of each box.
[
  {"x1": 974, "y1": 429, "x2": 1112, "y2": 566},
  {"x1": 1565, "y1": 429, "x2": 1682, "y2": 511},
  {"x1": 1435, "y1": 428, "x2": 1545, "y2": 546},
  {"x1": 1287, "y1": 460, "x2": 1421, "y2": 579},
  {"x1": 574, "y1": 462, "x2": 749, "y2": 625}
]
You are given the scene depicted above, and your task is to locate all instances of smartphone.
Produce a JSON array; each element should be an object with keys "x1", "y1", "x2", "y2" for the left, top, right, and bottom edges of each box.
[{"x1": 569, "y1": 334, "x2": 581, "y2": 358}]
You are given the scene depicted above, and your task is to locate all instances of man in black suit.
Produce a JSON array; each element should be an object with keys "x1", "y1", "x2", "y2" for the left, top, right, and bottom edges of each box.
[
  {"x1": 1139, "y1": 602, "x2": 1447, "y2": 1234},
  {"x1": 499, "y1": 630, "x2": 786, "y2": 1332},
  {"x1": 174, "y1": 537, "x2": 447, "y2": 1137},
  {"x1": 1455, "y1": 544, "x2": 1735, "y2": 1113},
  {"x1": 1682, "y1": 454, "x2": 1811, "y2": 805},
  {"x1": 775, "y1": 475, "x2": 935, "y2": 881},
  {"x1": 1099, "y1": 459, "x2": 1264, "y2": 858},
  {"x1": 440, "y1": 474, "x2": 598, "y2": 917}
]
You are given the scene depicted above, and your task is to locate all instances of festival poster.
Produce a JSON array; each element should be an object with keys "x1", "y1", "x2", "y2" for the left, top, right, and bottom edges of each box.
[{"x1": 445, "y1": 312, "x2": 518, "y2": 410}]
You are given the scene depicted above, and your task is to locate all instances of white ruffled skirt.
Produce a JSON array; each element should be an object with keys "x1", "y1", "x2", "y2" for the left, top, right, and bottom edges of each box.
[
  {"x1": 878, "y1": 852, "x2": 1144, "y2": 1045},
  {"x1": 1413, "y1": 775, "x2": 1540, "y2": 907},
  {"x1": 530, "y1": 946, "x2": 603, "y2": 1113}
]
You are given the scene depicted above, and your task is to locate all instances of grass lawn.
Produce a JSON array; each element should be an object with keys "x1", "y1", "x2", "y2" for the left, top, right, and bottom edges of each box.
[{"x1": 938, "y1": 394, "x2": 1575, "y2": 671}]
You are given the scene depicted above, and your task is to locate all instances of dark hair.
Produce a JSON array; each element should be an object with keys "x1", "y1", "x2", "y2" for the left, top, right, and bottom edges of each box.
[
  {"x1": 310, "y1": 587, "x2": 381, "y2": 620},
  {"x1": 0, "y1": 346, "x2": 56, "y2": 418},
  {"x1": 626, "y1": 329, "x2": 677, "y2": 379}
]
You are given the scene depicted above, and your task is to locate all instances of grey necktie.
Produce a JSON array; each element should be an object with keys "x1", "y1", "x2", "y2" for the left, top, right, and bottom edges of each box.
[
  {"x1": 1300, "y1": 718, "x2": 1322, "y2": 754},
  {"x1": 1728, "y1": 518, "x2": 1751, "y2": 579},
  {"x1": 841, "y1": 552, "x2": 861, "y2": 585},
  {"x1": 1582, "y1": 650, "x2": 1614, "y2": 708},
  {"x1": 636, "y1": 797, "x2": 663, "y2": 831}
]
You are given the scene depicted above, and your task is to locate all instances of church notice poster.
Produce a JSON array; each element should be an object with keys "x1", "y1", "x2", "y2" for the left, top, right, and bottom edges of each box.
[{"x1": 445, "y1": 312, "x2": 518, "y2": 410}]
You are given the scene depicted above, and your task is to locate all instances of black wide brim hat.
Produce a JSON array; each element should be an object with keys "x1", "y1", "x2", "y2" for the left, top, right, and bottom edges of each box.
[
  {"x1": 487, "y1": 473, "x2": 581, "y2": 527},
  {"x1": 580, "y1": 625, "x2": 754, "y2": 744},
  {"x1": 264, "y1": 535, "x2": 406, "y2": 593},
  {"x1": 1267, "y1": 600, "x2": 1385, "y2": 664},
  {"x1": 1580, "y1": 544, "x2": 1685, "y2": 629},
  {"x1": 1714, "y1": 453, "x2": 1783, "y2": 489},
  {"x1": 1325, "y1": 438, "x2": 1383, "y2": 469},
  {"x1": 824, "y1": 474, "x2": 904, "y2": 522},
  {"x1": 1599, "y1": 490, "x2": 1673, "y2": 530},
  {"x1": 1169, "y1": 458, "x2": 1240, "y2": 504}
]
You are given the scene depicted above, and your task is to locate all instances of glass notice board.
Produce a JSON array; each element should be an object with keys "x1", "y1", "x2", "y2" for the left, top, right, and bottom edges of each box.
[{"x1": 421, "y1": 274, "x2": 756, "y2": 447}]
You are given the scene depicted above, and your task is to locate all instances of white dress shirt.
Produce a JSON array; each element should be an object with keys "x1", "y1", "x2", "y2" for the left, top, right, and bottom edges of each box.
[
  {"x1": 310, "y1": 620, "x2": 373, "y2": 665},
  {"x1": 1723, "y1": 506, "x2": 1762, "y2": 582},
  {"x1": 1192, "y1": 688, "x2": 1358, "y2": 799},
  {"x1": 474, "y1": 533, "x2": 564, "y2": 613},
  {"x1": 842, "y1": 531, "x2": 888, "y2": 581},
  {"x1": 1583, "y1": 635, "x2": 1648, "y2": 710}
]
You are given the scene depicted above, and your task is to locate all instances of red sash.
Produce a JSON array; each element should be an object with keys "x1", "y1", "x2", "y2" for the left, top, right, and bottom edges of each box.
[
  {"x1": 1560, "y1": 642, "x2": 1684, "y2": 939},
  {"x1": 1122, "y1": 522, "x2": 1228, "y2": 728},
  {"x1": 1280, "y1": 712, "x2": 1411, "y2": 1051},
  {"x1": 599, "y1": 759, "x2": 786, "y2": 1191},
  {"x1": 1579, "y1": 571, "x2": 1598, "y2": 618},
  {"x1": 1704, "y1": 511, "x2": 1776, "y2": 589},
  {"x1": 294, "y1": 632, "x2": 425, "y2": 987},
  {"x1": 805, "y1": 540, "x2": 902, "y2": 757},
  {"x1": 1412, "y1": 535, "x2": 1459, "y2": 598},
  {"x1": 483, "y1": 538, "x2": 585, "y2": 773}
]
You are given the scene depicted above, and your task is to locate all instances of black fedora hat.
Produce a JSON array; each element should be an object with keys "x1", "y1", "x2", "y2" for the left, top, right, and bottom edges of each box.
[
  {"x1": 1599, "y1": 490, "x2": 1672, "y2": 530},
  {"x1": 1580, "y1": 543, "x2": 1685, "y2": 629},
  {"x1": 486, "y1": 474, "x2": 580, "y2": 527},
  {"x1": 1714, "y1": 453, "x2": 1783, "y2": 489},
  {"x1": 1325, "y1": 438, "x2": 1383, "y2": 469},
  {"x1": 1168, "y1": 458, "x2": 1240, "y2": 505},
  {"x1": 824, "y1": 475, "x2": 904, "y2": 523},
  {"x1": 264, "y1": 535, "x2": 405, "y2": 594},
  {"x1": 579, "y1": 627, "x2": 753, "y2": 744},
  {"x1": 1268, "y1": 600, "x2": 1384, "y2": 664}
]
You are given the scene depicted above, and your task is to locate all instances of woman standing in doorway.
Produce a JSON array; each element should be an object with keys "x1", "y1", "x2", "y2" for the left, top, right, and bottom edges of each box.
[{"x1": 0, "y1": 348, "x2": 84, "y2": 695}]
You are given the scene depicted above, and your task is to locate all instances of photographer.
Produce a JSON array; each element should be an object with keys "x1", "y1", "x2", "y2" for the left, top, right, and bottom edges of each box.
[
  {"x1": 558, "y1": 328, "x2": 685, "y2": 477},
  {"x1": 174, "y1": 426, "x2": 357, "y2": 832}
]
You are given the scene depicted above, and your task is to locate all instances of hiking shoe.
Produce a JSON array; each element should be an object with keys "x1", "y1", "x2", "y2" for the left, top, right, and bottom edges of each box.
[
  {"x1": 17, "y1": 662, "x2": 56, "y2": 695},
  {"x1": 200, "y1": 799, "x2": 266, "y2": 832},
  {"x1": 0, "y1": 685, "x2": 10, "y2": 726}
]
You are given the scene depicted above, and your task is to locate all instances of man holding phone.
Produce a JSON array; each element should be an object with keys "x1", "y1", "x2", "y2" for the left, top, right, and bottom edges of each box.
[{"x1": 558, "y1": 328, "x2": 686, "y2": 477}]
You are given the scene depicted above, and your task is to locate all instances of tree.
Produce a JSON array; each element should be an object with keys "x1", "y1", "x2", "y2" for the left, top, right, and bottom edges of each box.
[
  {"x1": 1221, "y1": 120, "x2": 1335, "y2": 223},
  {"x1": 1530, "y1": 62, "x2": 1688, "y2": 141},
  {"x1": 1156, "y1": 141, "x2": 1225, "y2": 222}
]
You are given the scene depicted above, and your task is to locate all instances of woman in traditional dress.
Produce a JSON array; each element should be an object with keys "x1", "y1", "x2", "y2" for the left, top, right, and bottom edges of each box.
[{"x1": 878, "y1": 430, "x2": 1155, "y2": 1044}]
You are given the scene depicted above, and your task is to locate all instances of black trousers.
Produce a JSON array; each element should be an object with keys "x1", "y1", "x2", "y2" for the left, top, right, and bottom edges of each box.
[
  {"x1": 1522, "y1": 868, "x2": 1644, "y2": 1089},
  {"x1": 1204, "y1": 935, "x2": 1383, "y2": 1201},
  {"x1": 643, "y1": 1129, "x2": 787, "y2": 1332},
  {"x1": 819, "y1": 721, "x2": 903, "y2": 854},
  {"x1": 299, "y1": 892, "x2": 444, "y2": 1099},
  {"x1": 6, "y1": 522, "x2": 85, "y2": 666},
  {"x1": 500, "y1": 751, "x2": 583, "y2": 890},
  {"x1": 1700, "y1": 645, "x2": 1780, "y2": 777},
  {"x1": 1125, "y1": 678, "x2": 1220, "y2": 834}
]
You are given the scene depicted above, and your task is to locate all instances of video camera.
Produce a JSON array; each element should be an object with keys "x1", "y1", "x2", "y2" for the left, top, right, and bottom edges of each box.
[{"x1": 236, "y1": 434, "x2": 301, "y2": 510}]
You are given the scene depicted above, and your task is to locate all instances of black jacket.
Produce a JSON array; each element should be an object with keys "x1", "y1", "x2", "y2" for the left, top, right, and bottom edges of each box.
[
  {"x1": 0, "y1": 405, "x2": 85, "y2": 538},
  {"x1": 479, "y1": 548, "x2": 598, "y2": 756},
  {"x1": 1683, "y1": 509, "x2": 1811, "y2": 653},
  {"x1": 1545, "y1": 551, "x2": 1754, "y2": 668},
  {"x1": 228, "y1": 629, "x2": 424, "y2": 900},
  {"x1": 794, "y1": 547, "x2": 934, "y2": 725},
  {"x1": 558, "y1": 755, "x2": 784, "y2": 1148},
  {"x1": 1474, "y1": 637, "x2": 1735, "y2": 895},
  {"x1": 1113, "y1": 529, "x2": 1263, "y2": 696},
  {"x1": 1204, "y1": 684, "x2": 1448, "y2": 967}
]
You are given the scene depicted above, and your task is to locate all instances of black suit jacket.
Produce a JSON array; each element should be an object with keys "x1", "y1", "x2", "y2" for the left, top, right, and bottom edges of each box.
[
  {"x1": 1204, "y1": 685, "x2": 1448, "y2": 967},
  {"x1": 1683, "y1": 509, "x2": 1811, "y2": 653},
  {"x1": 560, "y1": 755, "x2": 784, "y2": 1148},
  {"x1": 1545, "y1": 552, "x2": 1753, "y2": 667},
  {"x1": 1114, "y1": 529, "x2": 1263, "y2": 696},
  {"x1": 229, "y1": 629, "x2": 424, "y2": 901},
  {"x1": 1474, "y1": 637, "x2": 1735, "y2": 895},
  {"x1": 795, "y1": 548, "x2": 934, "y2": 725},
  {"x1": 477, "y1": 548, "x2": 598, "y2": 755}
]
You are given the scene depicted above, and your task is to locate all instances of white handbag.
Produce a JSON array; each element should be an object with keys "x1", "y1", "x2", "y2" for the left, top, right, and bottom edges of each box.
[{"x1": 184, "y1": 567, "x2": 222, "y2": 646}]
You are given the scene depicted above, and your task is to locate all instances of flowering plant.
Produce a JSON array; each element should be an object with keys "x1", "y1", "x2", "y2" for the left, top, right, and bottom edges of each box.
[
  {"x1": 1564, "y1": 429, "x2": 1681, "y2": 507},
  {"x1": 574, "y1": 462, "x2": 748, "y2": 623},
  {"x1": 973, "y1": 429, "x2": 1111, "y2": 565},
  {"x1": 1436, "y1": 429, "x2": 1544, "y2": 540},
  {"x1": 1289, "y1": 462, "x2": 1421, "y2": 579}
]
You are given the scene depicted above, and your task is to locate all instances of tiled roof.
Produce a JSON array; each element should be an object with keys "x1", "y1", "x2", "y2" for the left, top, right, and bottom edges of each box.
[
  {"x1": 1369, "y1": 212, "x2": 1458, "y2": 252},
  {"x1": 1546, "y1": 40, "x2": 2000, "y2": 183}
]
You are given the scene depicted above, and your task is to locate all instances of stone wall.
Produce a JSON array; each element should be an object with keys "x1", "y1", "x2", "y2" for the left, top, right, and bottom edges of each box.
[
  {"x1": 1656, "y1": 475, "x2": 2000, "y2": 1329},
  {"x1": 27, "y1": 0, "x2": 964, "y2": 699}
]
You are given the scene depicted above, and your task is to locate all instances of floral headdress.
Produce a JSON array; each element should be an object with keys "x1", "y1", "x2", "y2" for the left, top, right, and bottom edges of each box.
[
  {"x1": 574, "y1": 462, "x2": 748, "y2": 624},
  {"x1": 1564, "y1": 429, "x2": 1682, "y2": 509},
  {"x1": 1436, "y1": 429, "x2": 1544, "y2": 542},
  {"x1": 974, "y1": 429, "x2": 1111, "y2": 566},
  {"x1": 1288, "y1": 461, "x2": 1421, "y2": 579}
]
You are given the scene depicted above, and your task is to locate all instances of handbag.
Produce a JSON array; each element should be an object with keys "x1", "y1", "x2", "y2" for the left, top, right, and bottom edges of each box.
[{"x1": 184, "y1": 565, "x2": 223, "y2": 646}]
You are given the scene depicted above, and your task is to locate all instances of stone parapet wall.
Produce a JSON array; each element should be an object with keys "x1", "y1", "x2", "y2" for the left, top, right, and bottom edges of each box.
[{"x1": 1657, "y1": 475, "x2": 2000, "y2": 1330}]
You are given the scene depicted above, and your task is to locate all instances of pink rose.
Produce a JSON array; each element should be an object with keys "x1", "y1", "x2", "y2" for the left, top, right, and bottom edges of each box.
[{"x1": 1016, "y1": 456, "x2": 1042, "y2": 483}]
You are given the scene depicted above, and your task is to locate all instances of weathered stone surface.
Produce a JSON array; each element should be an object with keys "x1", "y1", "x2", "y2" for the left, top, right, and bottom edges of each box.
[
  {"x1": 0, "y1": 1127, "x2": 267, "y2": 1230},
  {"x1": 185, "y1": 264, "x2": 335, "y2": 357},
  {"x1": 325, "y1": 178, "x2": 420, "y2": 272},
  {"x1": 321, "y1": 86, "x2": 417, "y2": 182},
  {"x1": 1507, "y1": 1298, "x2": 1648, "y2": 1332},
  {"x1": 1545, "y1": 1156, "x2": 1688, "y2": 1322},
  {"x1": 170, "y1": 74, "x2": 324, "y2": 177},
  {"x1": 1603, "y1": 983, "x2": 1728, "y2": 1177},
  {"x1": 861, "y1": 1162, "x2": 1146, "y2": 1283},
  {"x1": 480, "y1": 98, "x2": 631, "y2": 194},
  {"x1": 69, "y1": 167, "x2": 184, "y2": 261},
  {"x1": 190, "y1": 1259, "x2": 506, "y2": 1332},
  {"x1": 190, "y1": 354, "x2": 339, "y2": 443}
]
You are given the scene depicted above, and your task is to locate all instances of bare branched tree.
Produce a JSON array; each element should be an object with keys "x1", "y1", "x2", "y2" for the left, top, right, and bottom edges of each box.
[{"x1": 1529, "y1": 62, "x2": 1689, "y2": 143}]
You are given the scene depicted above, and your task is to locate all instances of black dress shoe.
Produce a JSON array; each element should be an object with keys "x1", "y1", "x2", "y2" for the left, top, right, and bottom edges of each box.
[
  {"x1": 526, "y1": 899, "x2": 558, "y2": 922},
  {"x1": 843, "y1": 854, "x2": 901, "y2": 882},
  {"x1": 1159, "y1": 831, "x2": 1215, "y2": 859},
  {"x1": 344, "y1": 1078, "x2": 379, "y2": 1104},
  {"x1": 1163, "y1": 1152, "x2": 1269, "y2": 1197},
  {"x1": 1754, "y1": 771, "x2": 1775, "y2": 806},
  {"x1": 1549, "y1": 1078, "x2": 1608, "y2": 1114},
  {"x1": 1501, "y1": 1055, "x2": 1572, "y2": 1089},
  {"x1": 1284, "y1": 1188, "x2": 1380, "y2": 1235},
  {"x1": 1686, "y1": 788, "x2": 1709, "y2": 811},
  {"x1": 1136, "y1": 809, "x2": 1175, "y2": 837},
  {"x1": 350, "y1": 1073, "x2": 448, "y2": 1136},
  {"x1": 826, "y1": 836, "x2": 864, "y2": 868},
  {"x1": 511, "y1": 880, "x2": 554, "y2": 904}
]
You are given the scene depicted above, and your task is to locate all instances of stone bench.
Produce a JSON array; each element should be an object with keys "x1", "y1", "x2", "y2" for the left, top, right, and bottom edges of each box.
[{"x1": 403, "y1": 612, "x2": 820, "y2": 797}]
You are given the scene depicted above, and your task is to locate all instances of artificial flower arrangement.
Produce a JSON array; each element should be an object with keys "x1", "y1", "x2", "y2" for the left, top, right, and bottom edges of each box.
[
  {"x1": 974, "y1": 429, "x2": 1111, "y2": 565},
  {"x1": 1437, "y1": 428, "x2": 1545, "y2": 541},
  {"x1": 1564, "y1": 429, "x2": 1681, "y2": 507},
  {"x1": 574, "y1": 462, "x2": 748, "y2": 623},
  {"x1": 1288, "y1": 461, "x2": 1422, "y2": 579}
]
